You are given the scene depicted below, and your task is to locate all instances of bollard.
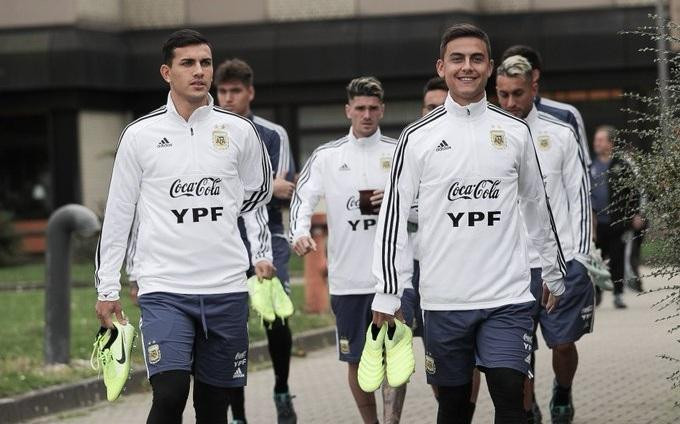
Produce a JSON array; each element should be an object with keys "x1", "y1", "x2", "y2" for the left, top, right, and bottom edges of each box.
[
  {"x1": 303, "y1": 213, "x2": 329, "y2": 313},
  {"x1": 44, "y1": 204, "x2": 100, "y2": 364}
]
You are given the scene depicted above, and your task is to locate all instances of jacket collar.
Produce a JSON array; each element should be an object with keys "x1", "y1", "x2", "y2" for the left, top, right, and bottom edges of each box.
[
  {"x1": 348, "y1": 127, "x2": 382, "y2": 148},
  {"x1": 444, "y1": 93, "x2": 487, "y2": 119},
  {"x1": 166, "y1": 92, "x2": 214, "y2": 124},
  {"x1": 525, "y1": 104, "x2": 539, "y2": 126}
]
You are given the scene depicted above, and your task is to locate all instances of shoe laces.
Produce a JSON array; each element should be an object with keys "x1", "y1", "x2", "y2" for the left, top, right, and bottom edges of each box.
[{"x1": 90, "y1": 330, "x2": 108, "y2": 371}]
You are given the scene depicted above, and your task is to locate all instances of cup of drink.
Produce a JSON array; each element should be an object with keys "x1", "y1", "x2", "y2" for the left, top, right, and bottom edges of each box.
[{"x1": 359, "y1": 189, "x2": 378, "y2": 215}]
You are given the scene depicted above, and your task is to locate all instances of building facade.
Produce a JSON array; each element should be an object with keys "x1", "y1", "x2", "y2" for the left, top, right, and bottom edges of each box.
[{"x1": 0, "y1": 0, "x2": 674, "y2": 221}]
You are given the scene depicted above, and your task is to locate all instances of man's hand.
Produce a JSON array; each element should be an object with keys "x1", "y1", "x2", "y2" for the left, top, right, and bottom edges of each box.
[
  {"x1": 372, "y1": 308, "x2": 404, "y2": 327},
  {"x1": 254, "y1": 260, "x2": 276, "y2": 280},
  {"x1": 372, "y1": 310, "x2": 395, "y2": 327},
  {"x1": 129, "y1": 281, "x2": 139, "y2": 306},
  {"x1": 273, "y1": 172, "x2": 296, "y2": 200},
  {"x1": 95, "y1": 300, "x2": 127, "y2": 328},
  {"x1": 370, "y1": 189, "x2": 384, "y2": 212},
  {"x1": 293, "y1": 235, "x2": 317, "y2": 256},
  {"x1": 541, "y1": 282, "x2": 560, "y2": 314}
]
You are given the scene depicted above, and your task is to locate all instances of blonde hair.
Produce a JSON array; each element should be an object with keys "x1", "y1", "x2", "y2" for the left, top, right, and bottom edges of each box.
[{"x1": 497, "y1": 55, "x2": 533, "y2": 82}]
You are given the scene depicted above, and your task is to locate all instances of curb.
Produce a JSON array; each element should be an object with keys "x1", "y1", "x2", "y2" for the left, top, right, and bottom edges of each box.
[{"x1": 0, "y1": 326, "x2": 336, "y2": 424}]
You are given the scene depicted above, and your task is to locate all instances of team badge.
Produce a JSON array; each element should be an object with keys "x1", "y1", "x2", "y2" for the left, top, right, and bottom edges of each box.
[
  {"x1": 537, "y1": 135, "x2": 551, "y2": 151},
  {"x1": 147, "y1": 343, "x2": 161, "y2": 364},
  {"x1": 380, "y1": 156, "x2": 392, "y2": 171},
  {"x1": 424, "y1": 354, "x2": 436, "y2": 374},
  {"x1": 490, "y1": 130, "x2": 506, "y2": 149},
  {"x1": 339, "y1": 337, "x2": 350, "y2": 354},
  {"x1": 212, "y1": 124, "x2": 230, "y2": 151}
]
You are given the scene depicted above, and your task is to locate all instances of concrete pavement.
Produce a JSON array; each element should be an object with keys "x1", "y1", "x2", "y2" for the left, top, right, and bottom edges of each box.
[{"x1": 28, "y1": 269, "x2": 680, "y2": 423}]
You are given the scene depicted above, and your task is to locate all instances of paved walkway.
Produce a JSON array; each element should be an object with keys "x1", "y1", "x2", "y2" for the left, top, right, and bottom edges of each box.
[{"x1": 29, "y1": 269, "x2": 679, "y2": 423}]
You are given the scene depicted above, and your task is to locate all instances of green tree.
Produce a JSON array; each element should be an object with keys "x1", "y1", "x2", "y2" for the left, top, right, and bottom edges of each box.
[{"x1": 617, "y1": 17, "x2": 680, "y2": 399}]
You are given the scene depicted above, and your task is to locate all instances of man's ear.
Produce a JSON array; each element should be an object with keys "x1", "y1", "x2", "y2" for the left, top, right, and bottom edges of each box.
[
  {"x1": 160, "y1": 64, "x2": 171, "y2": 84},
  {"x1": 531, "y1": 69, "x2": 540, "y2": 83},
  {"x1": 436, "y1": 58, "x2": 445, "y2": 78}
]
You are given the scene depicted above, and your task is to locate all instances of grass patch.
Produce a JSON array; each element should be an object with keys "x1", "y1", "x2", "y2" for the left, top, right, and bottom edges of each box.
[
  {"x1": 0, "y1": 253, "x2": 303, "y2": 288},
  {"x1": 0, "y1": 285, "x2": 333, "y2": 397},
  {"x1": 0, "y1": 262, "x2": 96, "y2": 287}
]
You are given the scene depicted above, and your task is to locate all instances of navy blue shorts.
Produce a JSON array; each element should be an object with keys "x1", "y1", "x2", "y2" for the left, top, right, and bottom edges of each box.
[
  {"x1": 330, "y1": 294, "x2": 374, "y2": 363},
  {"x1": 400, "y1": 260, "x2": 424, "y2": 338},
  {"x1": 272, "y1": 236, "x2": 291, "y2": 294},
  {"x1": 331, "y1": 293, "x2": 416, "y2": 363},
  {"x1": 138, "y1": 291, "x2": 249, "y2": 388},
  {"x1": 423, "y1": 302, "x2": 535, "y2": 386},
  {"x1": 530, "y1": 261, "x2": 595, "y2": 348}
]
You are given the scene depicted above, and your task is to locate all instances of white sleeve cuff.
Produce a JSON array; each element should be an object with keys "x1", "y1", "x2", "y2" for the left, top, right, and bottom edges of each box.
[
  {"x1": 371, "y1": 292, "x2": 401, "y2": 315},
  {"x1": 97, "y1": 290, "x2": 120, "y2": 302},
  {"x1": 545, "y1": 278, "x2": 566, "y2": 297},
  {"x1": 290, "y1": 232, "x2": 311, "y2": 245}
]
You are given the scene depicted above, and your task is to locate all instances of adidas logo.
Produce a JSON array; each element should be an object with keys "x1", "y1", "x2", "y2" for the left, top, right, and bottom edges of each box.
[
  {"x1": 435, "y1": 140, "x2": 451, "y2": 152},
  {"x1": 232, "y1": 367, "x2": 245, "y2": 379},
  {"x1": 157, "y1": 137, "x2": 173, "y2": 148},
  {"x1": 339, "y1": 163, "x2": 350, "y2": 171}
]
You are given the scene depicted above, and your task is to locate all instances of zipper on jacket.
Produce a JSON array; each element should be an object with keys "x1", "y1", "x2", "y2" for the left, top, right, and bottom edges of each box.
[{"x1": 189, "y1": 126, "x2": 197, "y2": 168}]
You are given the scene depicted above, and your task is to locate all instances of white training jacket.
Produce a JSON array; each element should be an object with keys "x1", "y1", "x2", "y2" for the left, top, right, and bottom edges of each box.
[
  {"x1": 290, "y1": 129, "x2": 399, "y2": 295},
  {"x1": 524, "y1": 106, "x2": 591, "y2": 267},
  {"x1": 95, "y1": 93, "x2": 272, "y2": 301},
  {"x1": 372, "y1": 95, "x2": 566, "y2": 314},
  {"x1": 253, "y1": 115, "x2": 292, "y2": 180},
  {"x1": 540, "y1": 97, "x2": 591, "y2": 167}
]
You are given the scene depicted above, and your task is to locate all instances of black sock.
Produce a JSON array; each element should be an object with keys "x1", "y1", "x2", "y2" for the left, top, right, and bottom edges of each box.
[
  {"x1": 485, "y1": 367, "x2": 525, "y2": 423},
  {"x1": 226, "y1": 387, "x2": 246, "y2": 422},
  {"x1": 147, "y1": 370, "x2": 190, "y2": 424},
  {"x1": 437, "y1": 383, "x2": 473, "y2": 424},
  {"x1": 193, "y1": 379, "x2": 229, "y2": 424},
  {"x1": 554, "y1": 384, "x2": 571, "y2": 405},
  {"x1": 266, "y1": 318, "x2": 293, "y2": 394}
]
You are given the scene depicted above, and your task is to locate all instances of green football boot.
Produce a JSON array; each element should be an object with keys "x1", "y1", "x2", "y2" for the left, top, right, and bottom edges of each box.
[
  {"x1": 90, "y1": 320, "x2": 136, "y2": 401},
  {"x1": 271, "y1": 277, "x2": 294, "y2": 319},
  {"x1": 384, "y1": 319, "x2": 415, "y2": 387},
  {"x1": 247, "y1": 275, "x2": 276, "y2": 322},
  {"x1": 358, "y1": 323, "x2": 387, "y2": 392}
]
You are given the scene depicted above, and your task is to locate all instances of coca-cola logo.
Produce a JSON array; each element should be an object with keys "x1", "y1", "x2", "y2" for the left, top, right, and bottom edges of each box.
[
  {"x1": 170, "y1": 177, "x2": 222, "y2": 198},
  {"x1": 447, "y1": 179, "x2": 500, "y2": 202},
  {"x1": 346, "y1": 196, "x2": 360, "y2": 211}
]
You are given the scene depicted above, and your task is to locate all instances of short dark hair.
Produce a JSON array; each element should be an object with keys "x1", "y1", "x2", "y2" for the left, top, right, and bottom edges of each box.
[
  {"x1": 215, "y1": 58, "x2": 254, "y2": 86},
  {"x1": 423, "y1": 76, "x2": 448, "y2": 96},
  {"x1": 162, "y1": 29, "x2": 212, "y2": 65},
  {"x1": 595, "y1": 125, "x2": 616, "y2": 142},
  {"x1": 346, "y1": 76, "x2": 384, "y2": 102},
  {"x1": 439, "y1": 23, "x2": 491, "y2": 59},
  {"x1": 501, "y1": 45, "x2": 543, "y2": 71}
]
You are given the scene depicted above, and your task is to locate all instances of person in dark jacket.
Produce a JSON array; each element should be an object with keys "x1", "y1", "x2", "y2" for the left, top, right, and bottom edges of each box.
[{"x1": 590, "y1": 125, "x2": 644, "y2": 309}]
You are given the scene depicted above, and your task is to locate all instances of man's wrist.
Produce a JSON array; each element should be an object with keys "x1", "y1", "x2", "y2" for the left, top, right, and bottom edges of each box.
[
  {"x1": 371, "y1": 292, "x2": 401, "y2": 315},
  {"x1": 545, "y1": 278, "x2": 565, "y2": 297},
  {"x1": 97, "y1": 291, "x2": 120, "y2": 302}
]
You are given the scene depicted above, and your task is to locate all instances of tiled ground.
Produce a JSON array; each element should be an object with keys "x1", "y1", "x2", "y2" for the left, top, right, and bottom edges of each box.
[{"x1": 29, "y1": 269, "x2": 680, "y2": 423}]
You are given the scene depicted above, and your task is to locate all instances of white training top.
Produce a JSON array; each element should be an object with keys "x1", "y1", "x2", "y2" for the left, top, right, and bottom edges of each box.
[
  {"x1": 539, "y1": 97, "x2": 591, "y2": 167},
  {"x1": 372, "y1": 95, "x2": 566, "y2": 314},
  {"x1": 95, "y1": 93, "x2": 272, "y2": 301},
  {"x1": 253, "y1": 115, "x2": 292, "y2": 178},
  {"x1": 524, "y1": 106, "x2": 592, "y2": 267},
  {"x1": 289, "y1": 129, "x2": 398, "y2": 295}
]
